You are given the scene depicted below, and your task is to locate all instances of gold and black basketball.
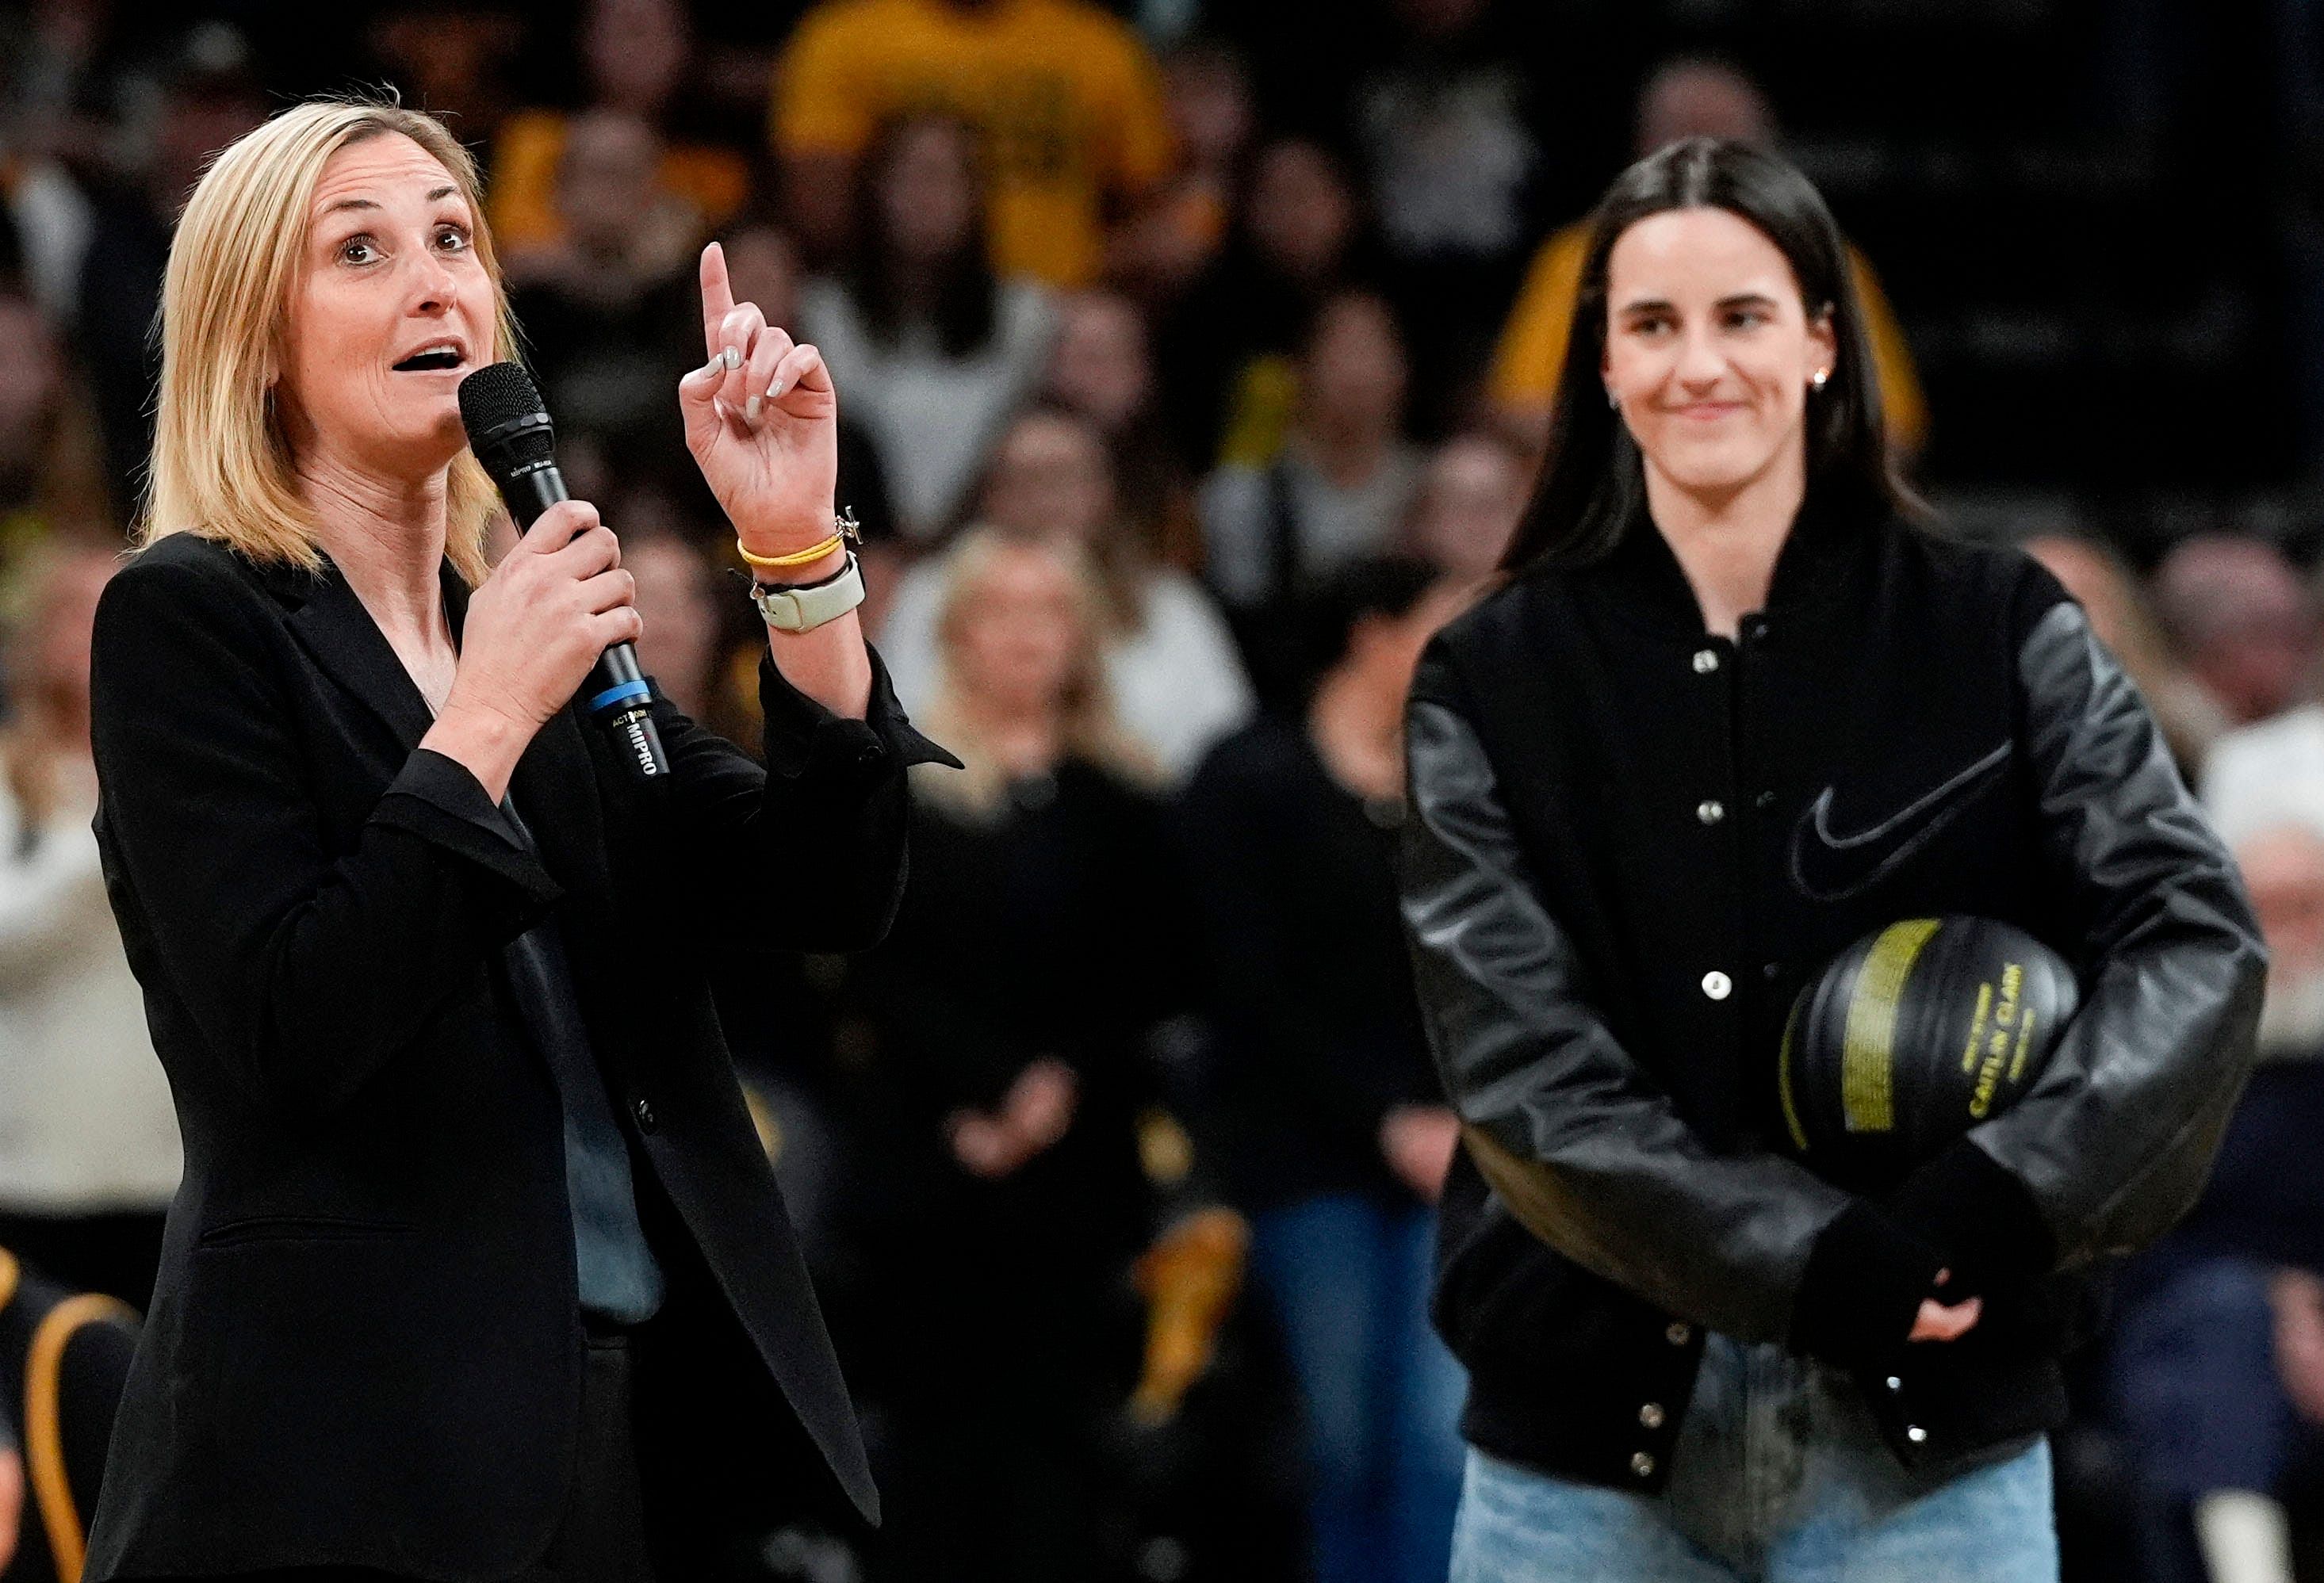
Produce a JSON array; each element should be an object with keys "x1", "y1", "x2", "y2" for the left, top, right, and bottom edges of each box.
[{"x1": 1778, "y1": 916, "x2": 2078, "y2": 1190}]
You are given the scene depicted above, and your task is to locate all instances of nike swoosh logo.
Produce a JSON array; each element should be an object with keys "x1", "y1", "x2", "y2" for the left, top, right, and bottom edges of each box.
[{"x1": 1788, "y1": 742, "x2": 2012, "y2": 901}]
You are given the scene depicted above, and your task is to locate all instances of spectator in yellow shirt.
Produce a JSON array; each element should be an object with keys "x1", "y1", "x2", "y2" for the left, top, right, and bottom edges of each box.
[
  {"x1": 488, "y1": 0, "x2": 750, "y2": 255},
  {"x1": 1487, "y1": 57, "x2": 1927, "y2": 457},
  {"x1": 771, "y1": 0, "x2": 1177, "y2": 289}
]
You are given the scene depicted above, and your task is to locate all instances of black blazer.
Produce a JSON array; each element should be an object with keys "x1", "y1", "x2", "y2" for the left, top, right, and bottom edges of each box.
[{"x1": 79, "y1": 531, "x2": 951, "y2": 1581}]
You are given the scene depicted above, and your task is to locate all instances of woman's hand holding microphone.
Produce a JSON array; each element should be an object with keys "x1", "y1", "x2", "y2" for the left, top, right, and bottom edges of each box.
[{"x1": 419, "y1": 501, "x2": 640, "y2": 803}]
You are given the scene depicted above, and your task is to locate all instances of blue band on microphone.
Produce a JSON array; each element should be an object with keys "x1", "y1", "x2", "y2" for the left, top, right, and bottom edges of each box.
[{"x1": 587, "y1": 679, "x2": 653, "y2": 713}]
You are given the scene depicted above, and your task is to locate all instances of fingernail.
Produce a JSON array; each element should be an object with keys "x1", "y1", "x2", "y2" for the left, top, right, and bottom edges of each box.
[
  {"x1": 722, "y1": 346, "x2": 741, "y2": 370},
  {"x1": 745, "y1": 395, "x2": 762, "y2": 423},
  {"x1": 769, "y1": 375, "x2": 788, "y2": 399}
]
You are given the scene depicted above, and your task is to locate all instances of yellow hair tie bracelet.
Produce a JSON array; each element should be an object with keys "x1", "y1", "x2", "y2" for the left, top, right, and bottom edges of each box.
[
  {"x1": 738, "y1": 533, "x2": 842, "y2": 572},
  {"x1": 737, "y1": 507, "x2": 862, "y2": 573}
]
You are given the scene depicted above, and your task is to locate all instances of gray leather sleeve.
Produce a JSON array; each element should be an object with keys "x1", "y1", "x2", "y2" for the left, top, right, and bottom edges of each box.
[
  {"x1": 1400, "y1": 684, "x2": 1852, "y2": 1343},
  {"x1": 1963, "y1": 599, "x2": 2267, "y2": 1265}
]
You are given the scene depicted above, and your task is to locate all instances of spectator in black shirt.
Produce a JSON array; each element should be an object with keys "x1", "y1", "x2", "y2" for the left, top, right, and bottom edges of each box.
[
  {"x1": 2100, "y1": 757, "x2": 2324, "y2": 1582},
  {"x1": 1155, "y1": 136, "x2": 1379, "y2": 472},
  {"x1": 832, "y1": 526, "x2": 1185, "y2": 1583},
  {"x1": 1177, "y1": 554, "x2": 1471, "y2": 1583},
  {"x1": 1347, "y1": 0, "x2": 1556, "y2": 431},
  {"x1": 505, "y1": 109, "x2": 704, "y2": 499}
]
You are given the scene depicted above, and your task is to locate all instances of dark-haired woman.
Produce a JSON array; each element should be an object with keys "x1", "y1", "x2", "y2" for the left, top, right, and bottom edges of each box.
[
  {"x1": 798, "y1": 113, "x2": 1059, "y2": 542},
  {"x1": 1400, "y1": 135, "x2": 2266, "y2": 1580}
]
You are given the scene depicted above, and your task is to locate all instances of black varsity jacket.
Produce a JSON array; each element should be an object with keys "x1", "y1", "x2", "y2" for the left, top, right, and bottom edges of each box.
[{"x1": 1399, "y1": 492, "x2": 2266, "y2": 1495}]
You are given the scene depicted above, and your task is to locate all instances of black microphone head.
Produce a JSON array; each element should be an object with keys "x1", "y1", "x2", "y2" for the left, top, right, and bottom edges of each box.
[{"x1": 458, "y1": 361, "x2": 554, "y2": 477}]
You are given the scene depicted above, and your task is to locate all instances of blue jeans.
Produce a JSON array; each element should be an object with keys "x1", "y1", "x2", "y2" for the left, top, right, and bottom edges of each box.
[
  {"x1": 1449, "y1": 1333, "x2": 2058, "y2": 1582},
  {"x1": 1250, "y1": 1193, "x2": 1468, "y2": 1583}
]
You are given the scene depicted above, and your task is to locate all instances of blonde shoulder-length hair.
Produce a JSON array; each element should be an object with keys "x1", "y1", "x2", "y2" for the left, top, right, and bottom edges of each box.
[
  {"x1": 140, "y1": 97, "x2": 516, "y2": 586},
  {"x1": 915, "y1": 526, "x2": 1159, "y2": 820}
]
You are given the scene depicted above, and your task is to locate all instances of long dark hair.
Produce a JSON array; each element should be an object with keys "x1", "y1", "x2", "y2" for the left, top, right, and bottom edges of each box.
[
  {"x1": 1500, "y1": 137, "x2": 1921, "y2": 572},
  {"x1": 845, "y1": 111, "x2": 998, "y2": 358}
]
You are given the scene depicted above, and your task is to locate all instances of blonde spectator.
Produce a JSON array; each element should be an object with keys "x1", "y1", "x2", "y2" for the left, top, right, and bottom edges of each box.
[
  {"x1": 920, "y1": 527, "x2": 1158, "y2": 814},
  {"x1": 772, "y1": 0, "x2": 1177, "y2": 289},
  {"x1": 0, "y1": 541, "x2": 180, "y2": 1310},
  {"x1": 882, "y1": 407, "x2": 1253, "y2": 780}
]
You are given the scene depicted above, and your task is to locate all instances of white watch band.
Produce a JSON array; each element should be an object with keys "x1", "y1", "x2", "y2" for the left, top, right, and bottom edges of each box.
[{"x1": 750, "y1": 552, "x2": 867, "y2": 633}]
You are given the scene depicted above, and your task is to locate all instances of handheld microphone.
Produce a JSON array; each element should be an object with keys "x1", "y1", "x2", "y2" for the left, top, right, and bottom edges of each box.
[{"x1": 458, "y1": 361, "x2": 668, "y2": 780}]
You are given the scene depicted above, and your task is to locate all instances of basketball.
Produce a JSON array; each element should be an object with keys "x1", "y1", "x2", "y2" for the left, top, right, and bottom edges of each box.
[{"x1": 1778, "y1": 916, "x2": 2080, "y2": 1190}]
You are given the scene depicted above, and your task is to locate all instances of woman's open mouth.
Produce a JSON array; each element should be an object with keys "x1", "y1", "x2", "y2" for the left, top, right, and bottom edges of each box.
[{"x1": 391, "y1": 343, "x2": 465, "y2": 373}]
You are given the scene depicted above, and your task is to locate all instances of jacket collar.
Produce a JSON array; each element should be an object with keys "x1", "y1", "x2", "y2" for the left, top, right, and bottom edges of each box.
[
  {"x1": 1577, "y1": 488, "x2": 1878, "y2": 643},
  {"x1": 266, "y1": 553, "x2": 471, "y2": 750}
]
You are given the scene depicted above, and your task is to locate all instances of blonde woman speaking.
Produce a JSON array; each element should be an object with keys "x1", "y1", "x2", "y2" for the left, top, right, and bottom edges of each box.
[{"x1": 79, "y1": 98, "x2": 951, "y2": 1582}]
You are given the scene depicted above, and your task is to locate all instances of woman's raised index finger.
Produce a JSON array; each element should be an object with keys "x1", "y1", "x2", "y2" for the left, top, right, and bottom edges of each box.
[{"x1": 699, "y1": 241, "x2": 736, "y2": 357}]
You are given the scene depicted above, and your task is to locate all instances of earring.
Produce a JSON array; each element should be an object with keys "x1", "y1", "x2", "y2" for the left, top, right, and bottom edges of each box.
[
  {"x1": 1606, "y1": 388, "x2": 1620, "y2": 411},
  {"x1": 1810, "y1": 369, "x2": 1829, "y2": 391}
]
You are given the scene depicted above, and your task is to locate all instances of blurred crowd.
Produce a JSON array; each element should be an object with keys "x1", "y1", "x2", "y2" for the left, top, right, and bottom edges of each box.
[{"x1": 0, "y1": 1, "x2": 2322, "y2": 1581}]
